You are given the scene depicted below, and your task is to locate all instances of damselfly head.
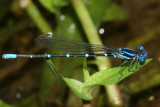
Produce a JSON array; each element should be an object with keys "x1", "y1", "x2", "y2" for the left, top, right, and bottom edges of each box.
[{"x1": 138, "y1": 45, "x2": 147, "y2": 62}]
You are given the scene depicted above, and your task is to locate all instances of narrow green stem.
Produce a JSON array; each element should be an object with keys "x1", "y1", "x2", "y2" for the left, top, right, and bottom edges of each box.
[
  {"x1": 46, "y1": 59, "x2": 65, "y2": 82},
  {"x1": 26, "y1": 1, "x2": 53, "y2": 33},
  {"x1": 83, "y1": 58, "x2": 90, "y2": 82},
  {"x1": 70, "y1": 0, "x2": 101, "y2": 45}
]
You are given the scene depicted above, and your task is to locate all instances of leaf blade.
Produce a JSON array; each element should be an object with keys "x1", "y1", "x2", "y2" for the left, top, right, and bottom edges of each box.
[{"x1": 85, "y1": 59, "x2": 152, "y2": 86}]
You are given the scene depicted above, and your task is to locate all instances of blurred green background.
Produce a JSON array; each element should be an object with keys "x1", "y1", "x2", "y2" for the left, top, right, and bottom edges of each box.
[{"x1": 0, "y1": 0, "x2": 160, "y2": 107}]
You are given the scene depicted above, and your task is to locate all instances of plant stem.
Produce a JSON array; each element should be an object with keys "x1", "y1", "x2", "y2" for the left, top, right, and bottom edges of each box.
[
  {"x1": 106, "y1": 85, "x2": 124, "y2": 106},
  {"x1": 26, "y1": 1, "x2": 53, "y2": 33},
  {"x1": 70, "y1": 0, "x2": 110, "y2": 70},
  {"x1": 82, "y1": 100, "x2": 91, "y2": 107},
  {"x1": 70, "y1": 0, "x2": 124, "y2": 106}
]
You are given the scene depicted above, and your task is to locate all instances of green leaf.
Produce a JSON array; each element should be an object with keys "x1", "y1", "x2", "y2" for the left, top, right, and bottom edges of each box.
[
  {"x1": 46, "y1": 59, "x2": 93, "y2": 100},
  {"x1": 63, "y1": 77, "x2": 92, "y2": 100},
  {"x1": 46, "y1": 56, "x2": 151, "y2": 100},
  {"x1": 85, "y1": 59, "x2": 152, "y2": 86},
  {"x1": 39, "y1": 0, "x2": 68, "y2": 13},
  {"x1": 102, "y1": 3, "x2": 129, "y2": 22}
]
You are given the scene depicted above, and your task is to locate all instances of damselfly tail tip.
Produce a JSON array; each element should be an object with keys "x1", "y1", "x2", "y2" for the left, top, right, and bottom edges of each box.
[
  {"x1": 2, "y1": 54, "x2": 17, "y2": 59},
  {"x1": 2, "y1": 54, "x2": 6, "y2": 59}
]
